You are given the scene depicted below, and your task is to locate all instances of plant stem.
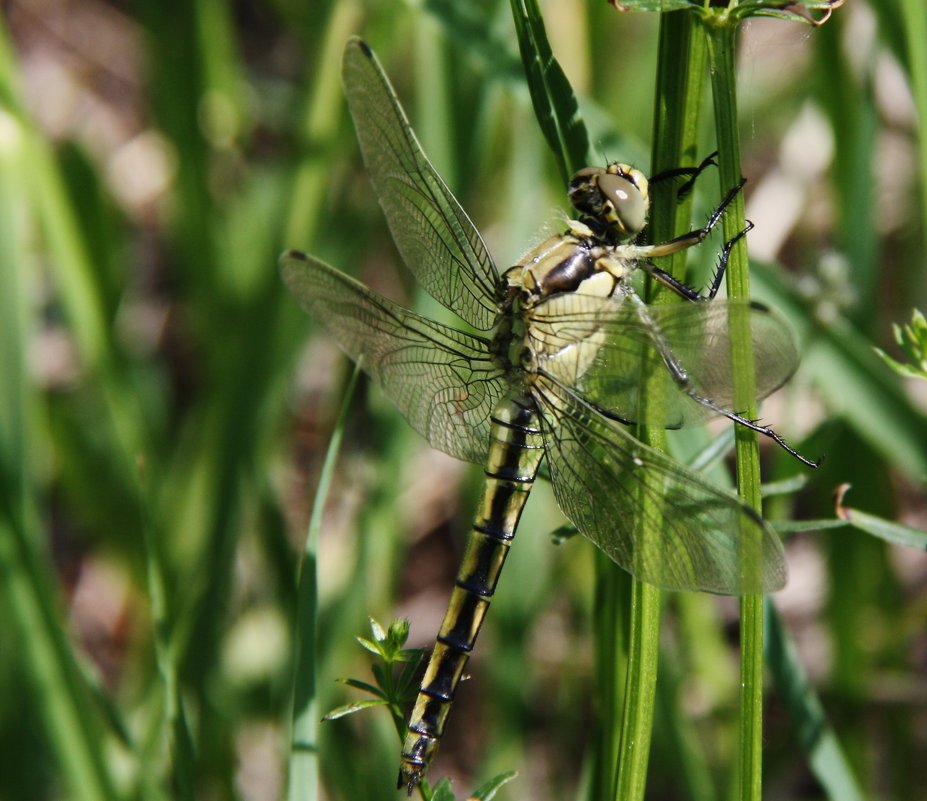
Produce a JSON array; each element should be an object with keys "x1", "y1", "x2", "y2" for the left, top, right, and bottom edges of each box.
[
  {"x1": 613, "y1": 578, "x2": 661, "y2": 801},
  {"x1": 590, "y1": 555, "x2": 628, "y2": 801},
  {"x1": 611, "y1": 13, "x2": 708, "y2": 801},
  {"x1": 704, "y1": 17, "x2": 765, "y2": 801}
]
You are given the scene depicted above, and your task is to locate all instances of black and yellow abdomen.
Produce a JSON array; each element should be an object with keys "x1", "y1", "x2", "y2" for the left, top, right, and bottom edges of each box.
[{"x1": 398, "y1": 392, "x2": 545, "y2": 790}]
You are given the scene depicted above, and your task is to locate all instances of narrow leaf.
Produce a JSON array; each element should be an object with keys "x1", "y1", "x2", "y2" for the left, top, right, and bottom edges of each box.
[
  {"x1": 469, "y1": 770, "x2": 519, "y2": 800},
  {"x1": 431, "y1": 778, "x2": 457, "y2": 801},
  {"x1": 835, "y1": 485, "x2": 927, "y2": 550},
  {"x1": 338, "y1": 678, "x2": 386, "y2": 697},
  {"x1": 322, "y1": 699, "x2": 389, "y2": 721},
  {"x1": 509, "y1": 0, "x2": 589, "y2": 181}
]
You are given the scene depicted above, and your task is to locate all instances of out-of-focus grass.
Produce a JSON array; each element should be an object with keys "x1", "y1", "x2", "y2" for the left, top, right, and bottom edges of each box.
[{"x1": 0, "y1": 2, "x2": 924, "y2": 801}]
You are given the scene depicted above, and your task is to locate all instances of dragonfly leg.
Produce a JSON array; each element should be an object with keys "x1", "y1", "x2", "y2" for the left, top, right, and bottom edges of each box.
[
  {"x1": 613, "y1": 176, "x2": 745, "y2": 289},
  {"x1": 638, "y1": 177, "x2": 745, "y2": 260},
  {"x1": 636, "y1": 221, "x2": 754, "y2": 302},
  {"x1": 649, "y1": 150, "x2": 719, "y2": 201},
  {"x1": 701, "y1": 219, "x2": 754, "y2": 300},
  {"x1": 627, "y1": 294, "x2": 820, "y2": 468},
  {"x1": 674, "y1": 387, "x2": 821, "y2": 468},
  {"x1": 641, "y1": 263, "x2": 706, "y2": 302}
]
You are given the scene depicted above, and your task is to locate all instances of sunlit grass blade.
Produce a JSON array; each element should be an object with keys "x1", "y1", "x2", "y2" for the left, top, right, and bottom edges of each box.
[
  {"x1": 703, "y1": 16, "x2": 767, "y2": 801},
  {"x1": 288, "y1": 363, "x2": 361, "y2": 801},
  {"x1": 897, "y1": 0, "x2": 927, "y2": 241},
  {"x1": 284, "y1": 0, "x2": 362, "y2": 248},
  {"x1": 609, "y1": 12, "x2": 708, "y2": 801}
]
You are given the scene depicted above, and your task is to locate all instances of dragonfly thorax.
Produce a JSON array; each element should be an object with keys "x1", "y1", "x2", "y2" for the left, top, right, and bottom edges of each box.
[
  {"x1": 504, "y1": 229, "x2": 630, "y2": 302},
  {"x1": 568, "y1": 162, "x2": 650, "y2": 243},
  {"x1": 489, "y1": 302, "x2": 531, "y2": 375},
  {"x1": 497, "y1": 231, "x2": 631, "y2": 384}
]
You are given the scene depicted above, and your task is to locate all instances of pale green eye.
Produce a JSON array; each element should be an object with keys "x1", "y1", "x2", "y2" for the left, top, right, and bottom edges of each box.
[{"x1": 597, "y1": 172, "x2": 646, "y2": 236}]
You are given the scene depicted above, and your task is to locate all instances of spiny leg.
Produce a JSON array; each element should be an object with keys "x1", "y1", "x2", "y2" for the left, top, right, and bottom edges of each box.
[
  {"x1": 589, "y1": 178, "x2": 747, "y2": 300},
  {"x1": 671, "y1": 384, "x2": 820, "y2": 468},
  {"x1": 649, "y1": 150, "x2": 719, "y2": 201},
  {"x1": 626, "y1": 294, "x2": 820, "y2": 468},
  {"x1": 609, "y1": 176, "x2": 746, "y2": 295},
  {"x1": 700, "y1": 220, "x2": 753, "y2": 300},
  {"x1": 644, "y1": 219, "x2": 755, "y2": 302},
  {"x1": 640, "y1": 177, "x2": 746, "y2": 260}
]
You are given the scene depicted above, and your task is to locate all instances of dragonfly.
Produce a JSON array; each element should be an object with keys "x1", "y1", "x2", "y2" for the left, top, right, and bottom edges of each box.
[{"x1": 281, "y1": 37, "x2": 814, "y2": 792}]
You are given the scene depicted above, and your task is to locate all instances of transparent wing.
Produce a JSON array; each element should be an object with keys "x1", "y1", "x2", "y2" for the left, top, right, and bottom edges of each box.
[
  {"x1": 281, "y1": 250, "x2": 506, "y2": 464},
  {"x1": 342, "y1": 37, "x2": 499, "y2": 331},
  {"x1": 530, "y1": 294, "x2": 798, "y2": 427},
  {"x1": 533, "y1": 376, "x2": 786, "y2": 594}
]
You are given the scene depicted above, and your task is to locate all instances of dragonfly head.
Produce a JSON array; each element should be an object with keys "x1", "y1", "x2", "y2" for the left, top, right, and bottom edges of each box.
[{"x1": 568, "y1": 163, "x2": 650, "y2": 242}]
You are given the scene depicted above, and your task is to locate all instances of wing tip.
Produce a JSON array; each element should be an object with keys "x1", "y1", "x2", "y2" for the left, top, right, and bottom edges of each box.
[
  {"x1": 762, "y1": 561, "x2": 789, "y2": 594},
  {"x1": 278, "y1": 249, "x2": 309, "y2": 286},
  {"x1": 280, "y1": 248, "x2": 308, "y2": 261},
  {"x1": 345, "y1": 35, "x2": 373, "y2": 59}
]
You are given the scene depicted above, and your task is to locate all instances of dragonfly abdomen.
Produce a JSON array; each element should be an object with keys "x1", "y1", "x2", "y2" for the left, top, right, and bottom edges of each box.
[{"x1": 398, "y1": 393, "x2": 545, "y2": 792}]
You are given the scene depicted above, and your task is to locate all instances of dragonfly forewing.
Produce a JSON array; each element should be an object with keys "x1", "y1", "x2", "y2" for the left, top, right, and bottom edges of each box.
[
  {"x1": 342, "y1": 37, "x2": 499, "y2": 331},
  {"x1": 280, "y1": 250, "x2": 506, "y2": 464},
  {"x1": 532, "y1": 376, "x2": 787, "y2": 594}
]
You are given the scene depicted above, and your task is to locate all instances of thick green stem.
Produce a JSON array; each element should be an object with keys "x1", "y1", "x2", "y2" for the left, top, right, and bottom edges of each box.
[
  {"x1": 611, "y1": 13, "x2": 708, "y2": 801},
  {"x1": 612, "y1": 578, "x2": 661, "y2": 801},
  {"x1": 590, "y1": 556, "x2": 628, "y2": 801},
  {"x1": 704, "y1": 18, "x2": 765, "y2": 801}
]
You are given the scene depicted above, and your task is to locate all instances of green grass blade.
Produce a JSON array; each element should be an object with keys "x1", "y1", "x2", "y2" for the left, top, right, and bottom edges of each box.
[
  {"x1": 611, "y1": 12, "x2": 708, "y2": 801},
  {"x1": 288, "y1": 364, "x2": 361, "y2": 801},
  {"x1": 0, "y1": 21, "x2": 125, "y2": 801},
  {"x1": 833, "y1": 486, "x2": 927, "y2": 549},
  {"x1": 284, "y1": 0, "x2": 363, "y2": 248},
  {"x1": 508, "y1": 0, "x2": 589, "y2": 180},
  {"x1": 142, "y1": 499, "x2": 196, "y2": 801},
  {"x1": 417, "y1": 0, "x2": 524, "y2": 84},
  {"x1": 765, "y1": 601, "x2": 866, "y2": 801},
  {"x1": 899, "y1": 0, "x2": 927, "y2": 242},
  {"x1": 704, "y1": 18, "x2": 765, "y2": 801},
  {"x1": 612, "y1": 579, "x2": 661, "y2": 801}
]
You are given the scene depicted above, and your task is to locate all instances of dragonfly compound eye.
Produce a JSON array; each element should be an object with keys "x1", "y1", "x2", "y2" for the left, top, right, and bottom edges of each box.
[
  {"x1": 568, "y1": 164, "x2": 650, "y2": 240},
  {"x1": 596, "y1": 171, "x2": 647, "y2": 237},
  {"x1": 567, "y1": 167, "x2": 607, "y2": 219}
]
